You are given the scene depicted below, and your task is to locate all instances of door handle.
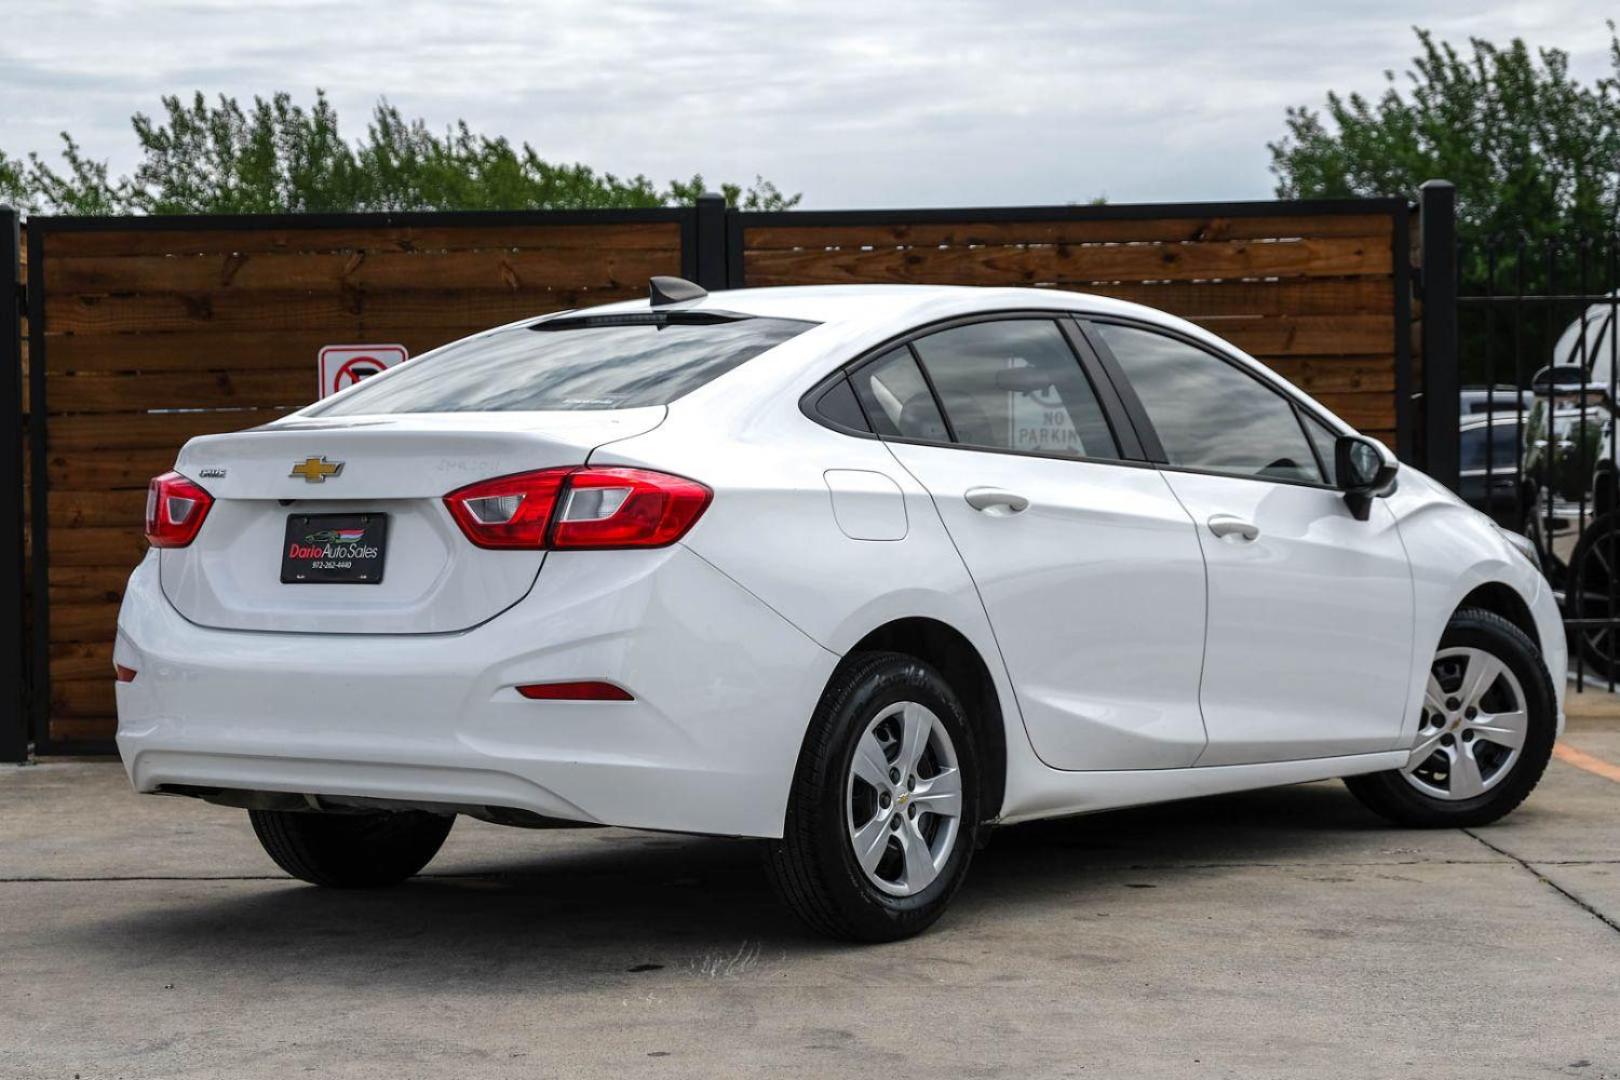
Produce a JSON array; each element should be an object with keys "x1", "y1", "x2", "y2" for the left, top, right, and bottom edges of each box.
[
  {"x1": 964, "y1": 487, "x2": 1030, "y2": 515},
  {"x1": 1207, "y1": 514, "x2": 1259, "y2": 541}
]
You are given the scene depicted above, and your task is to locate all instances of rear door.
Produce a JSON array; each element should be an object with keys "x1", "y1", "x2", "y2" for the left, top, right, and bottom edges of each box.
[
  {"x1": 1083, "y1": 318, "x2": 1414, "y2": 766},
  {"x1": 852, "y1": 316, "x2": 1210, "y2": 771}
]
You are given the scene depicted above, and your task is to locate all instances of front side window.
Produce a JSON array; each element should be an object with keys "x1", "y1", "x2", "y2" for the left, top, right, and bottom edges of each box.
[
  {"x1": 1095, "y1": 322, "x2": 1322, "y2": 484},
  {"x1": 909, "y1": 319, "x2": 1119, "y2": 459},
  {"x1": 309, "y1": 313, "x2": 815, "y2": 415}
]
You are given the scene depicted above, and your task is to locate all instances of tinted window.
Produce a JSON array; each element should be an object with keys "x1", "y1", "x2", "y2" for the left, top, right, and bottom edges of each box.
[
  {"x1": 1460, "y1": 423, "x2": 1522, "y2": 471},
  {"x1": 910, "y1": 320, "x2": 1119, "y2": 459},
  {"x1": 310, "y1": 314, "x2": 814, "y2": 415},
  {"x1": 1096, "y1": 323, "x2": 1321, "y2": 483},
  {"x1": 851, "y1": 348, "x2": 949, "y2": 442},
  {"x1": 814, "y1": 377, "x2": 871, "y2": 432}
]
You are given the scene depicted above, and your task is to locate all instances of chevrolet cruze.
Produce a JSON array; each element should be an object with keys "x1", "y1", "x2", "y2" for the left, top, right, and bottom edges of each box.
[{"x1": 116, "y1": 279, "x2": 1566, "y2": 940}]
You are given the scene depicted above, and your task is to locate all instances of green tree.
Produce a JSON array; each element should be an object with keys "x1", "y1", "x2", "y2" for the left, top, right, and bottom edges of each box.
[
  {"x1": 1, "y1": 91, "x2": 799, "y2": 215},
  {"x1": 1272, "y1": 24, "x2": 1620, "y2": 277},
  {"x1": 1271, "y1": 24, "x2": 1620, "y2": 384}
]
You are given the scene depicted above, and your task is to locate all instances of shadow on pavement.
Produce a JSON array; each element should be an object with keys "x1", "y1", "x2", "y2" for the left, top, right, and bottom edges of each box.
[{"x1": 69, "y1": 781, "x2": 1405, "y2": 985}]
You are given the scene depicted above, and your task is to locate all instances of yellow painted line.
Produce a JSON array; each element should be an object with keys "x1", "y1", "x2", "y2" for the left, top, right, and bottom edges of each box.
[{"x1": 1553, "y1": 742, "x2": 1620, "y2": 783}]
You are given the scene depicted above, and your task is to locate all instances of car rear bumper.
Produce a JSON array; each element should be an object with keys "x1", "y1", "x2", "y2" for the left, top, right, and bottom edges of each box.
[{"x1": 115, "y1": 545, "x2": 837, "y2": 839}]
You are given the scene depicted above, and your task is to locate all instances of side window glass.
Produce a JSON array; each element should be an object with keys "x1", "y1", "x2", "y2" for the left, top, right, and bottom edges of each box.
[
  {"x1": 1301, "y1": 412, "x2": 1341, "y2": 486},
  {"x1": 814, "y1": 376, "x2": 872, "y2": 433},
  {"x1": 851, "y1": 348, "x2": 949, "y2": 443},
  {"x1": 1095, "y1": 323, "x2": 1322, "y2": 484},
  {"x1": 909, "y1": 320, "x2": 1120, "y2": 459}
]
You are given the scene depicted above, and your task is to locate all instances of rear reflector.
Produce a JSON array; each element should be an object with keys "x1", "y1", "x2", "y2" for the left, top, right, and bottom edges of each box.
[
  {"x1": 444, "y1": 467, "x2": 710, "y2": 550},
  {"x1": 145, "y1": 471, "x2": 214, "y2": 548},
  {"x1": 515, "y1": 681, "x2": 634, "y2": 701},
  {"x1": 114, "y1": 664, "x2": 137, "y2": 683}
]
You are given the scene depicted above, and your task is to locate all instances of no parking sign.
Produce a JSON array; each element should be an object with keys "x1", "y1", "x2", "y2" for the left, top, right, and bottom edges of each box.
[{"x1": 317, "y1": 344, "x2": 408, "y2": 399}]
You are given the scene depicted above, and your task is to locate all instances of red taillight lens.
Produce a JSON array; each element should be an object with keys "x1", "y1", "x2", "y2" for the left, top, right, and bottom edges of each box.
[
  {"x1": 551, "y1": 468, "x2": 711, "y2": 549},
  {"x1": 516, "y1": 681, "x2": 634, "y2": 701},
  {"x1": 444, "y1": 467, "x2": 710, "y2": 550},
  {"x1": 144, "y1": 471, "x2": 214, "y2": 548},
  {"x1": 442, "y1": 467, "x2": 572, "y2": 549}
]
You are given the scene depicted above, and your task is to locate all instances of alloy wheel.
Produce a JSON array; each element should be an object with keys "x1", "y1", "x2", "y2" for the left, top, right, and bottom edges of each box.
[
  {"x1": 1402, "y1": 645, "x2": 1529, "y2": 801},
  {"x1": 845, "y1": 700, "x2": 963, "y2": 897}
]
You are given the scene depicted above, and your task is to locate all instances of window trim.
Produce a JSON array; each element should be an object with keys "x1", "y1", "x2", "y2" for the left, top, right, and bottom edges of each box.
[
  {"x1": 1077, "y1": 314, "x2": 1346, "y2": 492},
  {"x1": 799, "y1": 309, "x2": 1148, "y2": 469}
]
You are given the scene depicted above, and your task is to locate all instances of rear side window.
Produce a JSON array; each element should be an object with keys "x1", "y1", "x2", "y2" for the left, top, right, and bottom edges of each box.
[
  {"x1": 309, "y1": 313, "x2": 815, "y2": 415},
  {"x1": 851, "y1": 348, "x2": 949, "y2": 441},
  {"x1": 1095, "y1": 322, "x2": 1322, "y2": 484},
  {"x1": 910, "y1": 319, "x2": 1119, "y2": 459}
]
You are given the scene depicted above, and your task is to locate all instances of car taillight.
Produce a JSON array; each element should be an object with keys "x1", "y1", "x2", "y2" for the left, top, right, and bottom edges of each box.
[
  {"x1": 443, "y1": 467, "x2": 572, "y2": 549},
  {"x1": 551, "y1": 468, "x2": 711, "y2": 549},
  {"x1": 444, "y1": 467, "x2": 710, "y2": 550},
  {"x1": 145, "y1": 471, "x2": 214, "y2": 548}
]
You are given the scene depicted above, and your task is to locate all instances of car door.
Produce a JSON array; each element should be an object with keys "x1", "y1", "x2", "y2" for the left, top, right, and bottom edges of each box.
[
  {"x1": 846, "y1": 315, "x2": 1210, "y2": 771},
  {"x1": 1083, "y1": 318, "x2": 1415, "y2": 767}
]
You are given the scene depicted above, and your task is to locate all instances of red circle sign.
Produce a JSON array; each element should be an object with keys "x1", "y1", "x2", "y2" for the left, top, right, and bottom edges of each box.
[{"x1": 333, "y1": 356, "x2": 387, "y2": 389}]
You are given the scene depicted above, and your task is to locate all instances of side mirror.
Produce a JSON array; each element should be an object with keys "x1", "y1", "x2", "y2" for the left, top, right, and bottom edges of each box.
[{"x1": 1336, "y1": 435, "x2": 1398, "y2": 521}]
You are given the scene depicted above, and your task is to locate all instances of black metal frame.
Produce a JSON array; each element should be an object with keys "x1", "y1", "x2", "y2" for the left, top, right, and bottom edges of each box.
[{"x1": 0, "y1": 208, "x2": 24, "y2": 763}]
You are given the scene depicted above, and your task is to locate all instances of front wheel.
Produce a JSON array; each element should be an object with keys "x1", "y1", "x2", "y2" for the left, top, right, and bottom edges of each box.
[
  {"x1": 1345, "y1": 608, "x2": 1555, "y2": 828},
  {"x1": 765, "y1": 652, "x2": 980, "y2": 942}
]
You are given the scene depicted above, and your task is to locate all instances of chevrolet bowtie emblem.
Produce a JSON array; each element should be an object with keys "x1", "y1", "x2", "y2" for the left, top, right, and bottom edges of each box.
[{"x1": 290, "y1": 456, "x2": 344, "y2": 483}]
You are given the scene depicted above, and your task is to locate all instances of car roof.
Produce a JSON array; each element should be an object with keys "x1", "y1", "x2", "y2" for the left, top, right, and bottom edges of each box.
[{"x1": 575, "y1": 283, "x2": 1184, "y2": 330}]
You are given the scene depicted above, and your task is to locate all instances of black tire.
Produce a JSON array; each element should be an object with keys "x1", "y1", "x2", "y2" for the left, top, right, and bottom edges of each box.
[
  {"x1": 249, "y1": 808, "x2": 454, "y2": 888},
  {"x1": 1345, "y1": 608, "x2": 1556, "y2": 828},
  {"x1": 1566, "y1": 510, "x2": 1620, "y2": 680},
  {"x1": 764, "y1": 651, "x2": 981, "y2": 942}
]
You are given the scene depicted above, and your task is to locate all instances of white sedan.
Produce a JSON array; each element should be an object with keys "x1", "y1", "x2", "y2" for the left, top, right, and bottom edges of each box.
[{"x1": 116, "y1": 279, "x2": 1566, "y2": 941}]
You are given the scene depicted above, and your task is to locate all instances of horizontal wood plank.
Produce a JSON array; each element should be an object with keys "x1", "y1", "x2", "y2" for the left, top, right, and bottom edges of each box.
[
  {"x1": 47, "y1": 526, "x2": 148, "y2": 567},
  {"x1": 50, "y1": 601, "x2": 123, "y2": 644},
  {"x1": 743, "y1": 214, "x2": 1394, "y2": 250},
  {"x1": 49, "y1": 411, "x2": 286, "y2": 451},
  {"x1": 48, "y1": 447, "x2": 189, "y2": 489},
  {"x1": 48, "y1": 715, "x2": 117, "y2": 742},
  {"x1": 44, "y1": 286, "x2": 640, "y2": 337},
  {"x1": 49, "y1": 678, "x2": 115, "y2": 721},
  {"x1": 1194, "y1": 314, "x2": 1393, "y2": 357},
  {"x1": 43, "y1": 222, "x2": 681, "y2": 258},
  {"x1": 48, "y1": 565, "x2": 134, "y2": 604},
  {"x1": 46, "y1": 247, "x2": 681, "y2": 295},
  {"x1": 50, "y1": 641, "x2": 116, "y2": 681},
  {"x1": 47, "y1": 369, "x2": 319, "y2": 414},
  {"x1": 44, "y1": 330, "x2": 473, "y2": 374},
  {"x1": 743, "y1": 237, "x2": 1391, "y2": 288}
]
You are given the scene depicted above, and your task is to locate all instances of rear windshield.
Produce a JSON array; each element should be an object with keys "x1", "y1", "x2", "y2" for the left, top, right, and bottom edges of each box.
[{"x1": 308, "y1": 313, "x2": 816, "y2": 415}]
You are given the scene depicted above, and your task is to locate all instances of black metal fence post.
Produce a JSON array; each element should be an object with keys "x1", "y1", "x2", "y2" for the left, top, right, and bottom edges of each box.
[
  {"x1": 0, "y1": 207, "x2": 26, "y2": 763},
  {"x1": 693, "y1": 193, "x2": 729, "y2": 291},
  {"x1": 1419, "y1": 179, "x2": 1460, "y2": 490}
]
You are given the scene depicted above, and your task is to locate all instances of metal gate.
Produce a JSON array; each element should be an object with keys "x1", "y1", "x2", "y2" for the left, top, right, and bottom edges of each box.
[{"x1": 1453, "y1": 221, "x2": 1620, "y2": 688}]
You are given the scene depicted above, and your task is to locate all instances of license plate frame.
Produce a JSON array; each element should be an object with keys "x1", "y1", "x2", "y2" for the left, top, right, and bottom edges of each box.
[{"x1": 280, "y1": 513, "x2": 388, "y2": 585}]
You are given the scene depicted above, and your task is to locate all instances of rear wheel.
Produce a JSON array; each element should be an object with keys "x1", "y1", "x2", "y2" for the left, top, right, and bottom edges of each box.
[
  {"x1": 1345, "y1": 608, "x2": 1555, "y2": 828},
  {"x1": 249, "y1": 808, "x2": 454, "y2": 888},
  {"x1": 765, "y1": 652, "x2": 979, "y2": 942},
  {"x1": 1567, "y1": 510, "x2": 1620, "y2": 679}
]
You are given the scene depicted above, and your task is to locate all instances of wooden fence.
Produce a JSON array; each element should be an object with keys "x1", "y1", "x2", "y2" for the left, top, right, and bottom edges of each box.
[
  {"x1": 24, "y1": 210, "x2": 691, "y2": 750},
  {"x1": 11, "y1": 197, "x2": 1420, "y2": 753},
  {"x1": 728, "y1": 202, "x2": 1413, "y2": 448}
]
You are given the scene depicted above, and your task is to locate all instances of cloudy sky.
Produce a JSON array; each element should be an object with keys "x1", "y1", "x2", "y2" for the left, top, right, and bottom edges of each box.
[{"x1": 1, "y1": 0, "x2": 1613, "y2": 208}]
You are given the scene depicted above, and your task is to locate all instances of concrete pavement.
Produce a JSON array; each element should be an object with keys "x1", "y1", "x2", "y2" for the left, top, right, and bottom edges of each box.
[{"x1": 2, "y1": 706, "x2": 1618, "y2": 1079}]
